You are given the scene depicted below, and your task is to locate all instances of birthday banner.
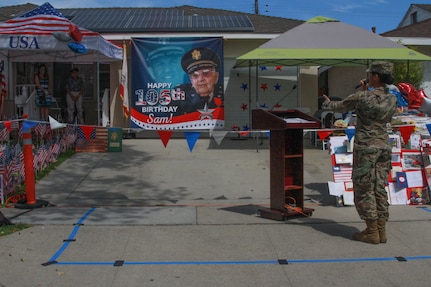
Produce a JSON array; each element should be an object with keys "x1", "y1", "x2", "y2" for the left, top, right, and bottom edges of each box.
[{"x1": 130, "y1": 37, "x2": 224, "y2": 130}]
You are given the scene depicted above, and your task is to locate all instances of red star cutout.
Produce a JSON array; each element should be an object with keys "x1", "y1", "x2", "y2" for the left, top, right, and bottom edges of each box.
[
  {"x1": 260, "y1": 83, "x2": 268, "y2": 91},
  {"x1": 241, "y1": 103, "x2": 248, "y2": 111},
  {"x1": 273, "y1": 103, "x2": 282, "y2": 108},
  {"x1": 276, "y1": 65, "x2": 282, "y2": 71}
]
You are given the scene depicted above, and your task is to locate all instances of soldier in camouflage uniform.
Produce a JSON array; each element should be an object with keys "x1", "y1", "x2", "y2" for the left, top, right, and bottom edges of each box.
[{"x1": 322, "y1": 61, "x2": 398, "y2": 244}]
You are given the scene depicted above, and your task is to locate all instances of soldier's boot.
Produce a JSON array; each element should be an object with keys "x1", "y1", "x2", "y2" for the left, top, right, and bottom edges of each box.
[
  {"x1": 353, "y1": 219, "x2": 379, "y2": 244},
  {"x1": 377, "y1": 218, "x2": 387, "y2": 243}
]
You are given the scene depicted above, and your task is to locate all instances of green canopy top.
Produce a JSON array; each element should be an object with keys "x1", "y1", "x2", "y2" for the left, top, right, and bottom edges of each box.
[{"x1": 235, "y1": 17, "x2": 431, "y2": 67}]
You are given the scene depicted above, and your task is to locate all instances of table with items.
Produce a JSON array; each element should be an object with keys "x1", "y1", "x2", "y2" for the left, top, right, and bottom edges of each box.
[{"x1": 326, "y1": 113, "x2": 431, "y2": 206}]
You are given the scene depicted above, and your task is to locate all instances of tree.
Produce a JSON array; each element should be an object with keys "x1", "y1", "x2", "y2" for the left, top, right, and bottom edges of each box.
[{"x1": 392, "y1": 61, "x2": 424, "y2": 90}]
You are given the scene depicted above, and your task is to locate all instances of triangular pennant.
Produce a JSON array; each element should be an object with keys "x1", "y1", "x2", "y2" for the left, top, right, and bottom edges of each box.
[
  {"x1": 22, "y1": 120, "x2": 38, "y2": 132},
  {"x1": 398, "y1": 125, "x2": 415, "y2": 145},
  {"x1": 157, "y1": 130, "x2": 173, "y2": 148},
  {"x1": 345, "y1": 128, "x2": 356, "y2": 142},
  {"x1": 79, "y1": 125, "x2": 95, "y2": 140},
  {"x1": 427, "y1": 123, "x2": 431, "y2": 136},
  {"x1": 49, "y1": 116, "x2": 67, "y2": 130},
  {"x1": 184, "y1": 131, "x2": 201, "y2": 152},
  {"x1": 317, "y1": 130, "x2": 334, "y2": 141},
  {"x1": 266, "y1": 131, "x2": 270, "y2": 139},
  {"x1": 212, "y1": 130, "x2": 228, "y2": 146},
  {"x1": 239, "y1": 131, "x2": 249, "y2": 137},
  {"x1": 4, "y1": 121, "x2": 11, "y2": 131}
]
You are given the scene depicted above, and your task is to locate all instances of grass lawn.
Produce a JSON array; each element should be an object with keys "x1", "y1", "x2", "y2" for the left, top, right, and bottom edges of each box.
[{"x1": 0, "y1": 149, "x2": 75, "y2": 237}]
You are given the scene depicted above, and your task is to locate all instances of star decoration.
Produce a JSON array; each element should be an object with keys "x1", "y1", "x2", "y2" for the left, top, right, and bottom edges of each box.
[
  {"x1": 241, "y1": 83, "x2": 248, "y2": 91},
  {"x1": 273, "y1": 103, "x2": 282, "y2": 108},
  {"x1": 241, "y1": 103, "x2": 248, "y2": 111},
  {"x1": 274, "y1": 83, "x2": 281, "y2": 91},
  {"x1": 242, "y1": 124, "x2": 250, "y2": 131},
  {"x1": 231, "y1": 124, "x2": 239, "y2": 131},
  {"x1": 197, "y1": 103, "x2": 215, "y2": 120},
  {"x1": 276, "y1": 65, "x2": 282, "y2": 71},
  {"x1": 260, "y1": 103, "x2": 268, "y2": 108},
  {"x1": 260, "y1": 66, "x2": 267, "y2": 71},
  {"x1": 260, "y1": 83, "x2": 268, "y2": 91}
]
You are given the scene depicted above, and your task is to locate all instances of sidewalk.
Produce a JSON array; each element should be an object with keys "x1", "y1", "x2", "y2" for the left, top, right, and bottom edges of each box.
[{"x1": 0, "y1": 137, "x2": 430, "y2": 287}]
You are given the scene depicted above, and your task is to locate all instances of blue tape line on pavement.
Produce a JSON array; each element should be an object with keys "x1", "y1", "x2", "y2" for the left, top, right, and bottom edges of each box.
[
  {"x1": 47, "y1": 207, "x2": 96, "y2": 263},
  {"x1": 405, "y1": 256, "x2": 431, "y2": 260},
  {"x1": 287, "y1": 257, "x2": 398, "y2": 263},
  {"x1": 52, "y1": 256, "x2": 431, "y2": 266},
  {"x1": 76, "y1": 207, "x2": 97, "y2": 224},
  {"x1": 55, "y1": 262, "x2": 115, "y2": 265},
  {"x1": 421, "y1": 208, "x2": 431, "y2": 213},
  {"x1": 55, "y1": 260, "x2": 279, "y2": 265},
  {"x1": 125, "y1": 260, "x2": 278, "y2": 265}
]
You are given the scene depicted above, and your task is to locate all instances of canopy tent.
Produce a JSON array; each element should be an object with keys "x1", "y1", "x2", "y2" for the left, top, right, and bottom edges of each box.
[
  {"x1": 235, "y1": 16, "x2": 431, "y2": 68},
  {"x1": 0, "y1": 2, "x2": 123, "y2": 123},
  {"x1": 0, "y1": 2, "x2": 122, "y2": 62}
]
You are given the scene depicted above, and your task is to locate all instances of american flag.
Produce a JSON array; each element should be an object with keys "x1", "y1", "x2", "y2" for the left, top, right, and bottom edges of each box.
[
  {"x1": 35, "y1": 123, "x2": 47, "y2": 138},
  {"x1": 0, "y1": 128, "x2": 9, "y2": 142},
  {"x1": 66, "y1": 126, "x2": 77, "y2": 147},
  {"x1": 50, "y1": 140, "x2": 60, "y2": 162},
  {"x1": 0, "y1": 2, "x2": 97, "y2": 37},
  {"x1": 1, "y1": 60, "x2": 6, "y2": 108},
  {"x1": 1, "y1": 70, "x2": 6, "y2": 102},
  {"x1": 332, "y1": 165, "x2": 353, "y2": 183},
  {"x1": 10, "y1": 120, "x2": 19, "y2": 131}
]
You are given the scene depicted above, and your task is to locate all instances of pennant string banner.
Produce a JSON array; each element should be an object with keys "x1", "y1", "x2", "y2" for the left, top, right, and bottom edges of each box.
[
  {"x1": 79, "y1": 125, "x2": 95, "y2": 140},
  {"x1": 22, "y1": 120, "x2": 38, "y2": 132},
  {"x1": 157, "y1": 130, "x2": 173, "y2": 147},
  {"x1": 4, "y1": 121, "x2": 11, "y2": 131},
  {"x1": 317, "y1": 130, "x2": 334, "y2": 141},
  {"x1": 398, "y1": 125, "x2": 415, "y2": 145},
  {"x1": 426, "y1": 123, "x2": 431, "y2": 136},
  {"x1": 211, "y1": 130, "x2": 228, "y2": 146},
  {"x1": 345, "y1": 128, "x2": 356, "y2": 142},
  {"x1": 184, "y1": 131, "x2": 201, "y2": 152}
]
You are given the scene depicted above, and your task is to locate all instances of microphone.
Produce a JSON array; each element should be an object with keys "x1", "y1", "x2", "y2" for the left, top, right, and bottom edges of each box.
[{"x1": 355, "y1": 79, "x2": 369, "y2": 89}]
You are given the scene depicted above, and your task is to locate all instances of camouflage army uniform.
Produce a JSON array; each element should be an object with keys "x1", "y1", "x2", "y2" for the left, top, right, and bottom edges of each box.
[{"x1": 322, "y1": 87, "x2": 398, "y2": 220}]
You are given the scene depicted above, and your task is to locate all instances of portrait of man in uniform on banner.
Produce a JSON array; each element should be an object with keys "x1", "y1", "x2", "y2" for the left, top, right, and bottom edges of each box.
[
  {"x1": 175, "y1": 47, "x2": 224, "y2": 115},
  {"x1": 130, "y1": 37, "x2": 224, "y2": 130}
]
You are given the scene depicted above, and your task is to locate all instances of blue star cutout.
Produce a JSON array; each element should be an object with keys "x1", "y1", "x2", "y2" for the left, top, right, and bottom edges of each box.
[
  {"x1": 241, "y1": 83, "x2": 248, "y2": 91},
  {"x1": 274, "y1": 83, "x2": 281, "y2": 91},
  {"x1": 260, "y1": 103, "x2": 268, "y2": 108},
  {"x1": 242, "y1": 124, "x2": 249, "y2": 131},
  {"x1": 260, "y1": 66, "x2": 267, "y2": 71}
]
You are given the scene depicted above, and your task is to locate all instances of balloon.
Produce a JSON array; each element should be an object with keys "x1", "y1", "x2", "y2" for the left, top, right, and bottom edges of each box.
[
  {"x1": 68, "y1": 23, "x2": 82, "y2": 42},
  {"x1": 68, "y1": 42, "x2": 87, "y2": 54},
  {"x1": 397, "y1": 82, "x2": 424, "y2": 110},
  {"x1": 52, "y1": 32, "x2": 71, "y2": 42}
]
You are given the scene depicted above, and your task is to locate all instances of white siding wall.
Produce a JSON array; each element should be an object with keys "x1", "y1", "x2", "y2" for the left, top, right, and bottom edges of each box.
[{"x1": 399, "y1": 5, "x2": 431, "y2": 28}]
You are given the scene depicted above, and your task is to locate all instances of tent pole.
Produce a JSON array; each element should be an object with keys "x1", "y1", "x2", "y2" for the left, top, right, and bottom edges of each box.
[
  {"x1": 97, "y1": 55, "x2": 100, "y2": 126},
  {"x1": 248, "y1": 61, "x2": 252, "y2": 128},
  {"x1": 255, "y1": 60, "x2": 259, "y2": 107}
]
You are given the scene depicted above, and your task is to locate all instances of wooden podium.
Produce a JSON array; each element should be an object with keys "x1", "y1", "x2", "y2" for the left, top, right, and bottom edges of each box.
[{"x1": 252, "y1": 109, "x2": 321, "y2": 220}]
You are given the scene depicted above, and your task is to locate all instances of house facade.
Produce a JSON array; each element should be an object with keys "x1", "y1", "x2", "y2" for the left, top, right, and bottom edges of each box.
[
  {"x1": 382, "y1": 4, "x2": 431, "y2": 97},
  {"x1": 1, "y1": 3, "x2": 430, "y2": 129}
]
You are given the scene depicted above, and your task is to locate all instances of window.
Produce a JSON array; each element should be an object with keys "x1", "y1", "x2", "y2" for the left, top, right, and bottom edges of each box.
[{"x1": 410, "y1": 12, "x2": 417, "y2": 24}]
